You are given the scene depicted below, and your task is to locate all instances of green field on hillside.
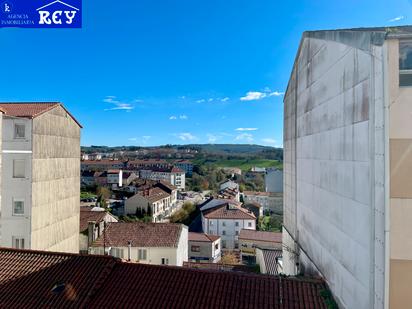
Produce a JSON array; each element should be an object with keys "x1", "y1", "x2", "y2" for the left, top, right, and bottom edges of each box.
[{"x1": 207, "y1": 159, "x2": 282, "y2": 171}]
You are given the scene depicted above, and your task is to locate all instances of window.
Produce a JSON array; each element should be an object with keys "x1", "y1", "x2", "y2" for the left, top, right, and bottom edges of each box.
[
  {"x1": 215, "y1": 243, "x2": 219, "y2": 250},
  {"x1": 191, "y1": 245, "x2": 201, "y2": 252},
  {"x1": 234, "y1": 242, "x2": 239, "y2": 249},
  {"x1": 13, "y1": 160, "x2": 25, "y2": 178},
  {"x1": 13, "y1": 199, "x2": 24, "y2": 216},
  {"x1": 111, "y1": 248, "x2": 124, "y2": 259},
  {"x1": 12, "y1": 237, "x2": 24, "y2": 249},
  {"x1": 248, "y1": 222, "x2": 252, "y2": 227},
  {"x1": 222, "y1": 240, "x2": 226, "y2": 248},
  {"x1": 235, "y1": 222, "x2": 239, "y2": 227},
  {"x1": 235, "y1": 231, "x2": 239, "y2": 236},
  {"x1": 138, "y1": 249, "x2": 147, "y2": 260},
  {"x1": 222, "y1": 230, "x2": 226, "y2": 235},
  {"x1": 161, "y1": 258, "x2": 169, "y2": 265},
  {"x1": 14, "y1": 123, "x2": 25, "y2": 139},
  {"x1": 400, "y1": 41, "x2": 412, "y2": 86},
  {"x1": 222, "y1": 222, "x2": 226, "y2": 227},
  {"x1": 209, "y1": 221, "x2": 213, "y2": 226}
]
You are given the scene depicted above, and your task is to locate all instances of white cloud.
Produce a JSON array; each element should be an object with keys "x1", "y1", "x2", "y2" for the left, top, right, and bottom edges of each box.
[
  {"x1": 142, "y1": 136, "x2": 151, "y2": 140},
  {"x1": 240, "y1": 89, "x2": 284, "y2": 101},
  {"x1": 179, "y1": 115, "x2": 188, "y2": 120},
  {"x1": 103, "y1": 96, "x2": 135, "y2": 111},
  {"x1": 235, "y1": 133, "x2": 254, "y2": 143},
  {"x1": 208, "y1": 98, "x2": 214, "y2": 102},
  {"x1": 177, "y1": 133, "x2": 196, "y2": 141},
  {"x1": 236, "y1": 128, "x2": 258, "y2": 131},
  {"x1": 179, "y1": 96, "x2": 186, "y2": 99},
  {"x1": 207, "y1": 134, "x2": 219, "y2": 143},
  {"x1": 169, "y1": 116, "x2": 177, "y2": 120},
  {"x1": 268, "y1": 91, "x2": 284, "y2": 97},
  {"x1": 261, "y1": 138, "x2": 277, "y2": 144},
  {"x1": 240, "y1": 91, "x2": 267, "y2": 101},
  {"x1": 128, "y1": 137, "x2": 137, "y2": 141},
  {"x1": 221, "y1": 97, "x2": 229, "y2": 102},
  {"x1": 196, "y1": 99, "x2": 206, "y2": 103},
  {"x1": 389, "y1": 15, "x2": 405, "y2": 22}
]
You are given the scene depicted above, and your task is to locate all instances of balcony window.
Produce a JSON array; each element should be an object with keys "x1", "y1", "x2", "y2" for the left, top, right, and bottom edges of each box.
[
  {"x1": 13, "y1": 199, "x2": 24, "y2": 216},
  {"x1": 399, "y1": 41, "x2": 412, "y2": 86},
  {"x1": 138, "y1": 249, "x2": 147, "y2": 260},
  {"x1": 14, "y1": 123, "x2": 25, "y2": 139},
  {"x1": 13, "y1": 160, "x2": 25, "y2": 178},
  {"x1": 191, "y1": 245, "x2": 200, "y2": 252}
]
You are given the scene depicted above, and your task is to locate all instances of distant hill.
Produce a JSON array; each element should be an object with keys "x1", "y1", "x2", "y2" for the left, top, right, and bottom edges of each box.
[{"x1": 185, "y1": 144, "x2": 278, "y2": 154}]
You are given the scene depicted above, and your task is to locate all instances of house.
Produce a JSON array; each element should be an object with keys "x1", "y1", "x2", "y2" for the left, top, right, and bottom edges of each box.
[
  {"x1": 200, "y1": 199, "x2": 256, "y2": 250},
  {"x1": 264, "y1": 168, "x2": 283, "y2": 193},
  {"x1": 239, "y1": 229, "x2": 282, "y2": 264},
  {"x1": 243, "y1": 191, "x2": 283, "y2": 214},
  {"x1": 81, "y1": 170, "x2": 97, "y2": 187},
  {"x1": 122, "y1": 171, "x2": 138, "y2": 186},
  {"x1": 139, "y1": 166, "x2": 185, "y2": 190},
  {"x1": 222, "y1": 167, "x2": 242, "y2": 177},
  {"x1": 242, "y1": 201, "x2": 263, "y2": 218},
  {"x1": 188, "y1": 232, "x2": 221, "y2": 263},
  {"x1": 219, "y1": 179, "x2": 239, "y2": 191},
  {"x1": 0, "y1": 247, "x2": 329, "y2": 308},
  {"x1": 256, "y1": 248, "x2": 283, "y2": 275},
  {"x1": 217, "y1": 186, "x2": 240, "y2": 202},
  {"x1": 124, "y1": 187, "x2": 173, "y2": 222},
  {"x1": 81, "y1": 159, "x2": 126, "y2": 171},
  {"x1": 0, "y1": 102, "x2": 81, "y2": 253},
  {"x1": 90, "y1": 222, "x2": 188, "y2": 266},
  {"x1": 107, "y1": 169, "x2": 123, "y2": 188},
  {"x1": 127, "y1": 159, "x2": 169, "y2": 169},
  {"x1": 283, "y1": 26, "x2": 412, "y2": 308},
  {"x1": 79, "y1": 207, "x2": 118, "y2": 253}
]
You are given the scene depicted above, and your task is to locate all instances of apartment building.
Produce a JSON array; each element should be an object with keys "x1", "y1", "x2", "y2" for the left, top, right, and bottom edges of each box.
[
  {"x1": 264, "y1": 168, "x2": 283, "y2": 193},
  {"x1": 200, "y1": 199, "x2": 256, "y2": 250},
  {"x1": 188, "y1": 232, "x2": 221, "y2": 263},
  {"x1": 0, "y1": 102, "x2": 81, "y2": 253},
  {"x1": 139, "y1": 166, "x2": 185, "y2": 190},
  {"x1": 90, "y1": 222, "x2": 188, "y2": 266},
  {"x1": 283, "y1": 26, "x2": 412, "y2": 308},
  {"x1": 243, "y1": 191, "x2": 283, "y2": 214},
  {"x1": 81, "y1": 159, "x2": 125, "y2": 171},
  {"x1": 125, "y1": 187, "x2": 173, "y2": 222}
]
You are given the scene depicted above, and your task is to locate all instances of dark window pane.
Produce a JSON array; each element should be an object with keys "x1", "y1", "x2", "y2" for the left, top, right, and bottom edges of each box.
[
  {"x1": 400, "y1": 41, "x2": 412, "y2": 71},
  {"x1": 400, "y1": 73, "x2": 412, "y2": 87}
]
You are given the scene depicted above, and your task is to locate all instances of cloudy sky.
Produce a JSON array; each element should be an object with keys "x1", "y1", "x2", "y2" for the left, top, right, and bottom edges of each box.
[{"x1": 0, "y1": 0, "x2": 410, "y2": 147}]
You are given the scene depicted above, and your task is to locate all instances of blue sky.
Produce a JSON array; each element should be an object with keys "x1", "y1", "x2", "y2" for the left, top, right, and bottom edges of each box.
[{"x1": 0, "y1": 0, "x2": 410, "y2": 147}]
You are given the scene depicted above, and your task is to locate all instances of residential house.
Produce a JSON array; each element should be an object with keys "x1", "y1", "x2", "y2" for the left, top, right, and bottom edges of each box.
[
  {"x1": 125, "y1": 187, "x2": 172, "y2": 222},
  {"x1": 79, "y1": 206, "x2": 118, "y2": 253},
  {"x1": 0, "y1": 247, "x2": 329, "y2": 308},
  {"x1": 256, "y1": 248, "x2": 283, "y2": 275},
  {"x1": 122, "y1": 171, "x2": 138, "y2": 186},
  {"x1": 127, "y1": 159, "x2": 169, "y2": 169},
  {"x1": 222, "y1": 167, "x2": 242, "y2": 177},
  {"x1": 81, "y1": 170, "x2": 97, "y2": 187},
  {"x1": 243, "y1": 191, "x2": 283, "y2": 214},
  {"x1": 219, "y1": 179, "x2": 239, "y2": 191},
  {"x1": 188, "y1": 232, "x2": 221, "y2": 263},
  {"x1": 90, "y1": 222, "x2": 188, "y2": 266},
  {"x1": 217, "y1": 187, "x2": 240, "y2": 202},
  {"x1": 81, "y1": 159, "x2": 126, "y2": 172},
  {"x1": 239, "y1": 229, "x2": 282, "y2": 264},
  {"x1": 107, "y1": 169, "x2": 123, "y2": 188},
  {"x1": 0, "y1": 102, "x2": 81, "y2": 253},
  {"x1": 283, "y1": 26, "x2": 412, "y2": 308},
  {"x1": 200, "y1": 199, "x2": 256, "y2": 250},
  {"x1": 242, "y1": 201, "x2": 263, "y2": 218},
  {"x1": 139, "y1": 166, "x2": 185, "y2": 190},
  {"x1": 264, "y1": 168, "x2": 283, "y2": 193}
]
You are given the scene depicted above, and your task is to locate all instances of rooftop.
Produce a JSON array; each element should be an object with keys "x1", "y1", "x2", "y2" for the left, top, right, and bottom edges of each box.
[
  {"x1": 189, "y1": 232, "x2": 220, "y2": 242},
  {"x1": 92, "y1": 222, "x2": 184, "y2": 248},
  {"x1": 79, "y1": 208, "x2": 109, "y2": 232},
  {"x1": 259, "y1": 248, "x2": 283, "y2": 276},
  {"x1": 138, "y1": 187, "x2": 171, "y2": 203},
  {"x1": 0, "y1": 102, "x2": 82, "y2": 127},
  {"x1": 239, "y1": 229, "x2": 282, "y2": 244},
  {"x1": 0, "y1": 247, "x2": 328, "y2": 308},
  {"x1": 203, "y1": 204, "x2": 256, "y2": 220}
]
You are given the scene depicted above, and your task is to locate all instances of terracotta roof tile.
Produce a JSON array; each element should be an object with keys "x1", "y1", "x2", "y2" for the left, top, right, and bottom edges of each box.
[
  {"x1": 92, "y1": 222, "x2": 184, "y2": 247},
  {"x1": 0, "y1": 102, "x2": 82, "y2": 127},
  {"x1": 203, "y1": 204, "x2": 256, "y2": 220},
  {"x1": 0, "y1": 248, "x2": 328, "y2": 308},
  {"x1": 239, "y1": 229, "x2": 282, "y2": 244},
  {"x1": 189, "y1": 232, "x2": 220, "y2": 242},
  {"x1": 79, "y1": 208, "x2": 109, "y2": 232}
]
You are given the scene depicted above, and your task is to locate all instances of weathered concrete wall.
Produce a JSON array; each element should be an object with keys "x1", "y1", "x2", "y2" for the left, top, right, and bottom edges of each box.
[
  {"x1": 31, "y1": 105, "x2": 81, "y2": 253},
  {"x1": 283, "y1": 32, "x2": 387, "y2": 309}
]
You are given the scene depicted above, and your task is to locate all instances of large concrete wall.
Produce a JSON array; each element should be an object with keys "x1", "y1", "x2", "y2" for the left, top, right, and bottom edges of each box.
[
  {"x1": 31, "y1": 105, "x2": 81, "y2": 253},
  {"x1": 283, "y1": 32, "x2": 387, "y2": 309}
]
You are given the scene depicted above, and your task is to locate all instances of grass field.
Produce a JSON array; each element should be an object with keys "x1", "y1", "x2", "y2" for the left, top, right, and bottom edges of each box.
[{"x1": 207, "y1": 159, "x2": 282, "y2": 171}]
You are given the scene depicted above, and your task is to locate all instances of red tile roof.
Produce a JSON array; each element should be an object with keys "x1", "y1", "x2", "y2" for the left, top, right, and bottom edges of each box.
[
  {"x1": 0, "y1": 247, "x2": 328, "y2": 308},
  {"x1": 239, "y1": 229, "x2": 282, "y2": 244},
  {"x1": 92, "y1": 222, "x2": 184, "y2": 248},
  {"x1": 79, "y1": 208, "x2": 110, "y2": 232},
  {"x1": 189, "y1": 232, "x2": 220, "y2": 242},
  {"x1": 138, "y1": 187, "x2": 170, "y2": 203},
  {"x1": 203, "y1": 204, "x2": 256, "y2": 220},
  {"x1": 0, "y1": 102, "x2": 82, "y2": 128}
]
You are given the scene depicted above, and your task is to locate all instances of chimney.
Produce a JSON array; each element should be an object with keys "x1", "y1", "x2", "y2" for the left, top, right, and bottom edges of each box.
[
  {"x1": 127, "y1": 241, "x2": 132, "y2": 261},
  {"x1": 88, "y1": 221, "x2": 97, "y2": 246}
]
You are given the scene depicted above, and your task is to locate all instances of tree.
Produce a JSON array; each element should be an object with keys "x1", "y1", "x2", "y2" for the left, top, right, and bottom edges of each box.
[{"x1": 221, "y1": 251, "x2": 240, "y2": 265}]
